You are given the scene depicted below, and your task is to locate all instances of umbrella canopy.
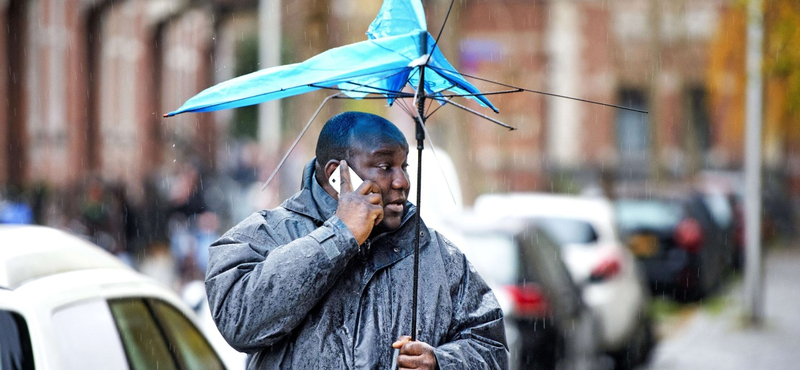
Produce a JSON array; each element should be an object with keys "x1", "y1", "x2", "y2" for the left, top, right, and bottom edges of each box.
[{"x1": 165, "y1": 0, "x2": 497, "y2": 117}]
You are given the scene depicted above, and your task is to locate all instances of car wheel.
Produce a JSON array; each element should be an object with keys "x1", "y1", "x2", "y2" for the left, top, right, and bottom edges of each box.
[{"x1": 614, "y1": 316, "x2": 654, "y2": 370}]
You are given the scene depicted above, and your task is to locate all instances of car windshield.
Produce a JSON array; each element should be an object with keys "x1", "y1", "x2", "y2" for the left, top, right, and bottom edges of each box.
[
  {"x1": 702, "y1": 194, "x2": 733, "y2": 228},
  {"x1": 533, "y1": 217, "x2": 598, "y2": 245},
  {"x1": 0, "y1": 310, "x2": 34, "y2": 370},
  {"x1": 458, "y1": 232, "x2": 518, "y2": 285},
  {"x1": 616, "y1": 200, "x2": 683, "y2": 233}
]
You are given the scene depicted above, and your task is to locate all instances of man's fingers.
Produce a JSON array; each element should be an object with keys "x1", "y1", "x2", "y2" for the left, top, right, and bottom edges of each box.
[
  {"x1": 355, "y1": 179, "x2": 382, "y2": 197},
  {"x1": 397, "y1": 354, "x2": 435, "y2": 370},
  {"x1": 392, "y1": 336, "x2": 412, "y2": 349},
  {"x1": 400, "y1": 341, "x2": 427, "y2": 356},
  {"x1": 339, "y1": 160, "x2": 353, "y2": 193},
  {"x1": 397, "y1": 354, "x2": 419, "y2": 369},
  {"x1": 366, "y1": 193, "x2": 382, "y2": 205},
  {"x1": 392, "y1": 338, "x2": 437, "y2": 370}
]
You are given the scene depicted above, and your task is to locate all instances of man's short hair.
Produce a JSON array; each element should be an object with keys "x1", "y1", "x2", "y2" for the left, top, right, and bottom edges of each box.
[{"x1": 315, "y1": 111, "x2": 404, "y2": 167}]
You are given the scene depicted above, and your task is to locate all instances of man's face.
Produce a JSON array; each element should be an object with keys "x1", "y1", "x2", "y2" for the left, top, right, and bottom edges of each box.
[{"x1": 348, "y1": 136, "x2": 410, "y2": 232}]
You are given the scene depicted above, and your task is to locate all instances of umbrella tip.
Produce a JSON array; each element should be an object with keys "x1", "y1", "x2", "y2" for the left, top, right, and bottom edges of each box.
[{"x1": 162, "y1": 113, "x2": 170, "y2": 118}]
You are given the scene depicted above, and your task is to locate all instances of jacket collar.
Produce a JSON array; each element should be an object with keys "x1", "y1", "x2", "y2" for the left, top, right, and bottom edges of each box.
[
  {"x1": 281, "y1": 159, "x2": 329, "y2": 224},
  {"x1": 366, "y1": 205, "x2": 429, "y2": 272}
]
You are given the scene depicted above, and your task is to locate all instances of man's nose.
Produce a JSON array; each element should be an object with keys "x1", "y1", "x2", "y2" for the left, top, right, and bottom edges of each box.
[{"x1": 392, "y1": 170, "x2": 410, "y2": 190}]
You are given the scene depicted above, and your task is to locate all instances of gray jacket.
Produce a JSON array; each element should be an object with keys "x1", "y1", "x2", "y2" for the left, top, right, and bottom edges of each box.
[{"x1": 205, "y1": 161, "x2": 507, "y2": 369}]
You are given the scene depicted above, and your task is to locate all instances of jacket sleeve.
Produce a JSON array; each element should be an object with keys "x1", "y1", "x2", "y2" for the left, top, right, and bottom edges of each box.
[
  {"x1": 204, "y1": 212, "x2": 360, "y2": 353},
  {"x1": 433, "y1": 235, "x2": 509, "y2": 370}
]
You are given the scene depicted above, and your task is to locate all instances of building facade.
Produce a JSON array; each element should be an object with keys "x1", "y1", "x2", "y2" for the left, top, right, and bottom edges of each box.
[{"x1": 2, "y1": 0, "x2": 798, "y2": 220}]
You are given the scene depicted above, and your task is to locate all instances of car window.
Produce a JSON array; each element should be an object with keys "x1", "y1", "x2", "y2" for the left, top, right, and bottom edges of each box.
[
  {"x1": 615, "y1": 200, "x2": 683, "y2": 233},
  {"x1": 533, "y1": 217, "x2": 598, "y2": 245},
  {"x1": 0, "y1": 310, "x2": 34, "y2": 370},
  {"x1": 702, "y1": 194, "x2": 733, "y2": 228},
  {"x1": 519, "y1": 229, "x2": 581, "y2": 317},
  {"x1": 51, "y1": 298, "x2": 129, "y2": 370},
  {"x1": 458, "y1": 232, "x2": 519, "y2": 285},
  {"x1": 108, "y1": 299, "x2": 178, "y2": 370},
  {"x1": 148, "y1": 300, "x2": 225, "y2": 370}
]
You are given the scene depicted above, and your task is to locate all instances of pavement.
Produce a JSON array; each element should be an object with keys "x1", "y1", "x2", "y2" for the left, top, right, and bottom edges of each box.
[{"x1": 643, "y1": 246, "x2": 800, "y2": 370}]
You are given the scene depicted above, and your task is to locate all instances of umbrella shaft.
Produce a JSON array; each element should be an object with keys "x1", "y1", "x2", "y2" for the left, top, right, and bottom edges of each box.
[
  {"x1": 411, "y1": 66, "x2": 425, "y2": 341},
  {"x1": 411, "y1": 115, "x2": 424, "y2": 342}
]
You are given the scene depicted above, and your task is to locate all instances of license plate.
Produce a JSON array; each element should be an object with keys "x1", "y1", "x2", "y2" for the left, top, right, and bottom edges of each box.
[{"x1": 628, "y1": 234, "x2": 658, "y2": 257}]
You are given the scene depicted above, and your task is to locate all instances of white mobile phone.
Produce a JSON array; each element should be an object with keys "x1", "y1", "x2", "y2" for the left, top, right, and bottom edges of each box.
[{"x1": 328, "y1": 165, "x2": 364, "y2": 194}]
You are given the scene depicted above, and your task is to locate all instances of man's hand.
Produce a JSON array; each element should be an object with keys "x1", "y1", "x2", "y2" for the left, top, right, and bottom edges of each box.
[
  {"x1": 335, "y1": 160, "x2": 384, "y2": 245},
  {"x1": 392, "y1": 336, "x2": 438, "y2": 370}
]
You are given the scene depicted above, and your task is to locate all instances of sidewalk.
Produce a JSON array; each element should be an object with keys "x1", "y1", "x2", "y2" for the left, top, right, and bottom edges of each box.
[{"x1": 645, "y1": 247, "x2": 800, "y2": 370}]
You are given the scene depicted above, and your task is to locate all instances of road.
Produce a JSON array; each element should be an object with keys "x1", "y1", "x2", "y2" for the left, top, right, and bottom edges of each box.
[{"x1": 643, "y1": 246, "x2": 800, "y2": 370}]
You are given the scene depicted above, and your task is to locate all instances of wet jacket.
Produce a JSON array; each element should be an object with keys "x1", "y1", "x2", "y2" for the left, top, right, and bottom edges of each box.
[{"x1": 205, "y1": 161, "x2": 507, "y2": 369}]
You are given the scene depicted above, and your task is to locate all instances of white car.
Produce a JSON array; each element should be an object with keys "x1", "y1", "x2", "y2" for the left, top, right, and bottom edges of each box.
[
  {"x1": 442, "y1": 214, "x2": 604, "y2": 370},
  {"x1": 474, "y1": 193, "x2": 653, "y2": 369},
  {"x1": 0, "y1": 225, "x2": 232, "y2": 370}
]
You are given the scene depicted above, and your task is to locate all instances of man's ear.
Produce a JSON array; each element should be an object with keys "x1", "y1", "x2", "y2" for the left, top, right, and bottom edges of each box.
[{"x1": 324, "y1": 159, "x2": 341, "y2": 179}]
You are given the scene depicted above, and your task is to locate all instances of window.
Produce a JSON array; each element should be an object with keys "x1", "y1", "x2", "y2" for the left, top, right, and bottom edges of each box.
[
  {"x1": 615, "y1": 199, "x2": 684, "y2": 234},
  {"x1": 459, "y1": 232, "x2": 519, "y2": 285},
  {"x1": 51, "y1": 299, "x2": 129, "y2": 370},
  {"x1": 616, "y1": 89, "x2": 650, "y2": 172},
  {"x1": 149, "y1": 300, "x2": 224, "y2": 370},
  {"x1": 109, "y1": 299, "x2": 178, "y2": 370},
  {"x1": 520, "y1": 229, "x2": 581, "y2": 317},
  {"x1": 108, "y1": 298, "x2": 224, "y2": 370},
  {"x1": 0, "y1": 310, "x2": 34, "y2": 370},
  {"x1": 533, "y1": 217, "x2": 598, "y2": 245},
  {"x1": 686, "y1": 87, "x2": 711, "y2": 154}
]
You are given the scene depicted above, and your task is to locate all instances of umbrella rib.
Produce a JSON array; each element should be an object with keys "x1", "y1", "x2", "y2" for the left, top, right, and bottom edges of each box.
[
  {"x1": 429, "y1": 66, "x2": 649, "y2": 114},
  {"x1": 260, "y1": 92, "x2": 343, "y2": 191},
  {"x1": 424, "y1": 0, "x2": 456, "y2": 66},
  {"x1": 429, "y1": 96, "x2": 516, "y2": 130},
  {"x1": 432, "y1": 89, "x2": 524, "y2": 98},
  {"x1": 396, "y1": 93, "x2": 416, "y2": 117},
  {"x1": 307, "y1": 66, "x2": 417, "y2": 101},
  {"x1": 332, "y1": 95, "x2": 415, "y2": 100},
  {"x1": 313, "y1": 84, "x2": 415, "y2": 98},
  {"x1": 425, "y1": 98, "x2": 447, "y2": 118}
]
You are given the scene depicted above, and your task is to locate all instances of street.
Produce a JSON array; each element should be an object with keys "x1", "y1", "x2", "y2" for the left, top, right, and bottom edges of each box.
[{"x1": 643, "y1": 245, "x2": 800, "y2": 370}]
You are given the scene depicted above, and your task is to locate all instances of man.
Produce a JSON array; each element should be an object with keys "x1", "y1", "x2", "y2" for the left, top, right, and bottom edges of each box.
[{"x1": 205, "y1": 112, "x2": 507, "y2": 369}]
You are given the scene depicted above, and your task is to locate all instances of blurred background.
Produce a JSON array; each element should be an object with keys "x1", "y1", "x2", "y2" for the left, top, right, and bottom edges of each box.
[{"x1": 1, "y1": 0, "x2": 799, "y2": 369}]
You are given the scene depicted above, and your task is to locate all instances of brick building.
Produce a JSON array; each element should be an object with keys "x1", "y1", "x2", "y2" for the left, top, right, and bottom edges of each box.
[{"x1": 2, "y1": 0, "x2": 798, "y2": 223}]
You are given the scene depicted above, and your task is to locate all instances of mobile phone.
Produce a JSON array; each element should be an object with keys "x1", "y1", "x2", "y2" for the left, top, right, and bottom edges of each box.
[{"x1": 328, "y1": 165, "x2": 364, "y2": 194}]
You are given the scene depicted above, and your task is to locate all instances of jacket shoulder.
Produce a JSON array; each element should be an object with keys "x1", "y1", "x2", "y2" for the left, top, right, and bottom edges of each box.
[
  {"x1": 429, "y1": 228, "x2": 465, "y2": 261},
  {"x1": 428, "y1": 228, "x2": 472, "y2": 280},
  {"x1": 222, "y1": 207, "x2": 309, "y2": 244}
]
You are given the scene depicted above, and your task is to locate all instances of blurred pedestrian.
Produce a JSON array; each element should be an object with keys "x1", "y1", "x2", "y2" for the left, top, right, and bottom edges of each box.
[{"x1": 0, "y1": 186, "x2": 33, "y2": 224}]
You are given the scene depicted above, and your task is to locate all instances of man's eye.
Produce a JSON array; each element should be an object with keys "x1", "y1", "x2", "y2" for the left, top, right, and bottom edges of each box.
[{"x1": 378, "y1": 165, "x2": 389, "y2": 171}]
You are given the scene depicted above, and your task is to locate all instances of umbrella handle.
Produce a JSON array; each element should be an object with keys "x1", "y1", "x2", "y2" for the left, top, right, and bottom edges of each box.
[{"x1": 390, "y1": 348, "x2": 400, "y2": 370}]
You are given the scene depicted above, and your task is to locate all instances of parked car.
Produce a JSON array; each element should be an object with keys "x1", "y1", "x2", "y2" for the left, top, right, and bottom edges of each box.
[
  {"x1": 473, "y1": 193, "x2": 653, "y2": 369},
  {"x1": 0, "y1": 225, "x2": 230, "y2": 370},
  {"x1": 445, "y1": 214, "x2": 605, "y2": 370},
  {"x1": 615, "y1": 188, "x2": 729, "y2": 301}
]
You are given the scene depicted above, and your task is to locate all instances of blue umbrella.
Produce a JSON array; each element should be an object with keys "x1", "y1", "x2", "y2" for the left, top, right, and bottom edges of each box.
[
  {"x1": 166, "y1": 0, "x2": 646, "y2": 350},
  {"x1": 165, "y1": 0, "x2": 497, "y2": 117}
]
